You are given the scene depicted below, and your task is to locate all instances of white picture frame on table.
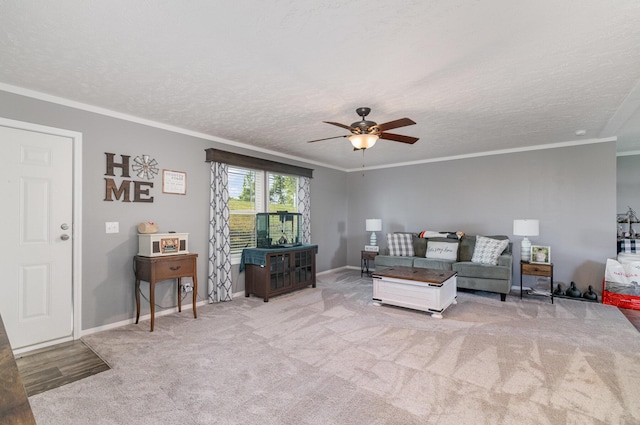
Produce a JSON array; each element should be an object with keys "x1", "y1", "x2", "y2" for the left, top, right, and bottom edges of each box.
[{"x1": 530, "y1": 245, "x2": 551, "y2": 264}]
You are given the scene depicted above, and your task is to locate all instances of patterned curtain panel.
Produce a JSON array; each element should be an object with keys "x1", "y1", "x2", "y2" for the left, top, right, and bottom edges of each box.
[
  {"x1": 298, "y1": 176, "x2": 311, "y2": 244},
  {"x1": 208, "y1": 162, "x2": 233, "y2": 302}
]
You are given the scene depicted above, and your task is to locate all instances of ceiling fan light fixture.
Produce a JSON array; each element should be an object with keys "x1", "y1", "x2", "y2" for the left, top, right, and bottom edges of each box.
[{"x1": 349, "y1": 133, "x2": 378, "y2": 150}]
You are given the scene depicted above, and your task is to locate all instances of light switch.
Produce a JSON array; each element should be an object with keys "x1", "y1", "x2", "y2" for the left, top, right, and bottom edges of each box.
[{"x1": 105, "y1": 222, "x2": 119, "y2": 234}]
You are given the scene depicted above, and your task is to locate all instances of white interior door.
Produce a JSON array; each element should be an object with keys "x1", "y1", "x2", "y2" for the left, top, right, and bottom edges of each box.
[{"x1": 0, "y1": 124, "x2": 74, "y2": 349}]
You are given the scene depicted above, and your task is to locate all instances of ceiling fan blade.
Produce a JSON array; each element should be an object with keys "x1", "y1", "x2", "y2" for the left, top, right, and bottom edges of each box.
[
  {"x1": 307, "y1": 135, "x2": 348, "y2": 143},
  {"x1": 375, "y1": 118, "x2": 416, "y2": 132},
  {"x1": 379, "y1": 132, "x2": 419, "y2": 144},
  {"x1": 323, "y1": 121, "x2": 353, "y2": 131}
]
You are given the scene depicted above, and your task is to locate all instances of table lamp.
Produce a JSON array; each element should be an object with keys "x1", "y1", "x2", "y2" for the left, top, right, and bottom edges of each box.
[
  {"x1": 365, "y1": 219, "x2": 382, "y2": 246},
  {"x1": 513, "y1": 219, "x2": 539, "y2": 262}
]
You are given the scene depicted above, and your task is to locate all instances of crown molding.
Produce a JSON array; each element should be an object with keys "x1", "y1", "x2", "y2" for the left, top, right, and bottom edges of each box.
[
  {"x1": 345, "y1": 137, "x2": 617, "y2": 172},
  {"x1": 0, "y1": 83, "x2": 345, "y2": 172},
  {"x1": 0, "y1": 83, "x2": 619, "y2": 174},
  {"x1": 617, "y1": 150, "x2": 640, "y2": 157}
]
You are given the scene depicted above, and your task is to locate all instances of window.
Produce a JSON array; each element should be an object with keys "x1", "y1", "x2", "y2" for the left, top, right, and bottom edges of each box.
[
  {"x1": 228, "y1": 166, "x2": 298, "y2": 258},
  {"x1": 268, "y1": 173, "x2": 298, "y2": 212},
  {"x1": 229, "y1": 167, "x2": 264, "y2": 255}
]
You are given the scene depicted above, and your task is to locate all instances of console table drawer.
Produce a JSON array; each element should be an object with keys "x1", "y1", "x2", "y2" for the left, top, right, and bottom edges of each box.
[
  {"x1": 135, "y1": 254, "x2": 195, "y2": 282},
  {"x1": 154, "y1": 257, "x2": 194, "y2": 279}
]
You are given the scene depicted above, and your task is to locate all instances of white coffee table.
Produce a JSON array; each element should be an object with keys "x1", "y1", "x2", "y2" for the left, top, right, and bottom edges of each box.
[{"x1": 371, "y1": 266, "x2": 457, "y2": 318}]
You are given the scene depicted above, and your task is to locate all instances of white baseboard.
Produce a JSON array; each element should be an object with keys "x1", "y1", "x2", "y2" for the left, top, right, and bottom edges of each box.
[
  {"x1": 14, "y1": 336, "x2": 75, "y2": 355},
  {"x1": 81, "y1": 271, "x2": 370, "y2": 338},
  {"x1": 81, "y1": 289, "x2": 251, "y2": 337},
  {"x1": 81, "y1": 300, "x2": 209, "y2": 336},
  {"x1": 318, "y1": 266, "x2": 353, "y2": 275}
]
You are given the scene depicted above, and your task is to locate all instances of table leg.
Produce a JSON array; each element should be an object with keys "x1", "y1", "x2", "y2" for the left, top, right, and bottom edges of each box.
[
  {"x1": 150, "y1": 281, "x2": 155, "y2": 332},
  {"x1": 135, "y1": 279, "x2": 141, "y2": 324},
  {"x1": 520, "y1": 265, "x2": 523, "y2": 299},
  {"x1": 550, "y1": 270, "x2": 554, "y2": 304},
  {"x1": 192, "y1": 271, "x2": 198, "y2": 319},
  {"x1": 177, "y1": 277, "x2": 182, "y2": 313}
]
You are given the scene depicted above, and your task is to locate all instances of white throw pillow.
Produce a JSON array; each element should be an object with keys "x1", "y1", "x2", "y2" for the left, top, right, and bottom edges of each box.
[
  {"x1": 471, "y1": 236, "x2": 509, "y2": 265},
  {"x1": 387, "y1": 233, "x2": 414, "y2": 257},
  {"x1": 425, "y1": 241, "x2": 458, "y2": 260}
]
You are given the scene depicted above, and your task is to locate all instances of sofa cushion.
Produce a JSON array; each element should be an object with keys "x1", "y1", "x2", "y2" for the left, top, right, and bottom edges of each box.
[
  {"x1": 375, "y1": 255, "x2": 414, "y2": 268},
  {"x1": 412, "y1": 235, "x2": 427, "y2": 258},
  {"x1": 414, "y1": 257, "x2": 454, "y2": 270},
  {"x1": 387, "y1": 233, "x2": 414, "y2": 256},
  {"x1": 471, "y1": 236, "x2": 510, "y2": 265},
  {"x1": 425, "y1": 240, "x2": 458, "y2": 260},
  {"x1": 453, "y1": 262, "x2": 511, "y2": 280},
  {"x1": 459, "y1": 236, "x2": 476, "y2": 262}
]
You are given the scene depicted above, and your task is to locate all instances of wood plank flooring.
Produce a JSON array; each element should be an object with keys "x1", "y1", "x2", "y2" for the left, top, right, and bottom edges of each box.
[
  {"x1": 620, "y1": 307, "x2": 640, "y2": 332},
  {"x1": 15, "y1": 340, "x2": 110, "y2": 397}
]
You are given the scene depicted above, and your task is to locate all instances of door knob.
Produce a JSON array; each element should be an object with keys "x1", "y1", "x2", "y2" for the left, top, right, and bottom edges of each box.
[
  {"x1": 61, "y1": 234, "x2": 70, "y2": 241},
  {"x1": 61, "y1": 223, "x2": 69, "y2": 230}
]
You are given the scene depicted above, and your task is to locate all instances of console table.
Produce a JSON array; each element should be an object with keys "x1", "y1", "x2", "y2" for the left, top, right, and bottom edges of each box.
[
  {"x1": 242, "y1": 245, "x2": 317, "y2": 302},
  {"x1": 134, "y1": 254, "x2": 198, "y2": 332}
]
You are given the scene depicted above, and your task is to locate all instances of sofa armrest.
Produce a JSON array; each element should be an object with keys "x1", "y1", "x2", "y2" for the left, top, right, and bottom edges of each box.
[{"x1": 497, "y1": 252, "x2": 512, "y2": 269}]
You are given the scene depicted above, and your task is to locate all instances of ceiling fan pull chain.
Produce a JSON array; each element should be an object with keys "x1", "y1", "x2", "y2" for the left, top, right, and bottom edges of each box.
[{"x1": 362, "y1": 149, "x2": 366, "y2": 177}]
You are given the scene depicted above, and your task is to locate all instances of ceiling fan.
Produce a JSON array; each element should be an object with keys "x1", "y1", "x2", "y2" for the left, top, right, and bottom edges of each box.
[{"x1": 307, "y1": 107, "x2": 418, "y2": 150}]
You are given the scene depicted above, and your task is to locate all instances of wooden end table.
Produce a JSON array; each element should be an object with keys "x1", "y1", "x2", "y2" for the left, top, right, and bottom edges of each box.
[
  {"x1": 520, "y1": 261, "x2": 554, "y2": 303},
  {"x1": 361, "y1": 250, "x2": 378, "y2": 276}
]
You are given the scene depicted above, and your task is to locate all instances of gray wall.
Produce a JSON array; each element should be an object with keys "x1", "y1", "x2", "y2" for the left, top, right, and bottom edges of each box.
[
  {"x1": 0, "y1": 90, "x2": 347, "y2": 330},
  {"x1": 346, "y1": 142, "x2": 617, "y2": 294},
  {"x1": 617, "y1": 154, "x2": 640, "y2": 217},
  {"x1": 0, "y1": 88, "x2": 619, "y2": 332}
]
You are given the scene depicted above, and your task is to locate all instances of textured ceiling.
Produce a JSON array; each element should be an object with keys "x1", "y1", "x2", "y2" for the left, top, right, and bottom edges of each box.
[{"x1": 1, "y1": 0, "x2": 640, "y2": 170}]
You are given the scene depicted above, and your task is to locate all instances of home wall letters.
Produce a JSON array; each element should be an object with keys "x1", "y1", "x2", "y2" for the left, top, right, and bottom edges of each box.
[{"x1": 104, "y1": 152, "x2": 155, "y2": 203}]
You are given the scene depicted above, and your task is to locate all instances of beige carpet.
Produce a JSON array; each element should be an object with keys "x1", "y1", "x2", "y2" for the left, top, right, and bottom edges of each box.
[{"x1": 29, "y1": 269, "x2": 640, "y2": 424}]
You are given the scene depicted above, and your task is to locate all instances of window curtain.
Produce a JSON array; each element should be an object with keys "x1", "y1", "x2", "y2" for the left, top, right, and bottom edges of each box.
[
  {"x1": 208, "y1": 162, "x2": 233, "y2": 302},
  {"x1": 298, "y1": 176, "x2": 311, "y2": 244}
]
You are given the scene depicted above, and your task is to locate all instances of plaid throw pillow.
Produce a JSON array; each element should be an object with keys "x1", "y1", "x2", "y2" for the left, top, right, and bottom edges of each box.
[
  {"x1": 622, "y1": 239, "x2": 638, "y2": 253},
  {"x1": 471, "y1": 236, "x2": 509, "y2": 265},
  {"x1": 387, "y1": 233, "x2": 415, "y2": 257}
]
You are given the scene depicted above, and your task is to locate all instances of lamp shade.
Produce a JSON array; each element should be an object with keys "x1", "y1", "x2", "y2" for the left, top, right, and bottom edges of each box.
[
  {"x1": 365, "y1": 219, "x2": 382, "y2": 232},
  {"x1": 349, "y1": 134, "x2": 378, "y2": 149},
  {"x1": 513, "y1": 219, "x2": 539, "y2": 236}
]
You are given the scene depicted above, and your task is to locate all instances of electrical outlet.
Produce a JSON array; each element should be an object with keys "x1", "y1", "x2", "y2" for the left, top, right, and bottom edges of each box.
[
  {"x1": 105, "y1": 222, "x2": 119, "y2": 234},
  {"x1": 182, "y1": 282, "x2": 193, "y2": 293}
]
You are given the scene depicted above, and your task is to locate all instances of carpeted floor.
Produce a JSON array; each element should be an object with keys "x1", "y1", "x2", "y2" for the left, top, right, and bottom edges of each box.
[{"x1": 29, "y1": 269, "x2": 640, "y2": 424}]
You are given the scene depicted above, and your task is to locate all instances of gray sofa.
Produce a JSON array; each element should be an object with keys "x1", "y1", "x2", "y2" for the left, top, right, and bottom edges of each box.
[{"x1": 375, "y1": 234, "x2": 513, "y2": 301}]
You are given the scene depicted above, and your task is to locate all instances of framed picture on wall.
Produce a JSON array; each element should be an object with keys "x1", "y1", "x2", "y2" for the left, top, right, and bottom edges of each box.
[
  {"x1": 530, "y1": 245, "x2": 551, "y2": 264},
  {"x1": 162, "y1": 169, "x2": 187, "y2": 195}
]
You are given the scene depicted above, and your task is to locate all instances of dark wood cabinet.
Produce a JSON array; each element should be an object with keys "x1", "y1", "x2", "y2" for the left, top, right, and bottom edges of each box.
[{"x1": 245, "y1": 246, "x2": 316, "y2": 302}]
